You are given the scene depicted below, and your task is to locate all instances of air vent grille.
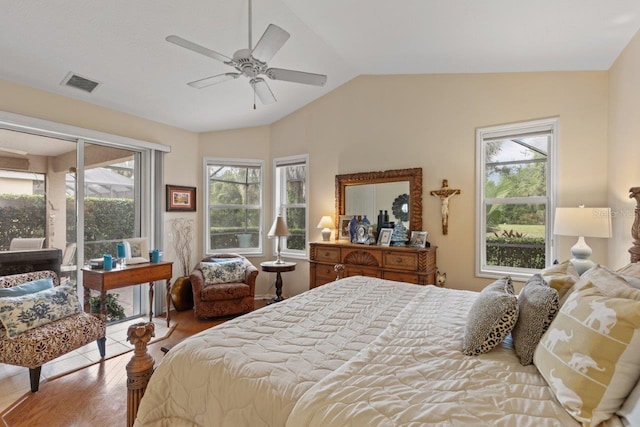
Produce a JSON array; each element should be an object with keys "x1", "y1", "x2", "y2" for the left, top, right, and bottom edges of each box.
[{"x1": 61, "y1": 72, "x2": 101, "y2": 93}]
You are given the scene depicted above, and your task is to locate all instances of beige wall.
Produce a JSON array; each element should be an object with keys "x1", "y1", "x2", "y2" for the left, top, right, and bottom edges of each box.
[
  {"x1": 272, "y1": 72, "x2": 609, "y2": 292},
  {"x1": 608, "y1": 29, "x2": 640, "y2": 268},
  {"x1": 0, "y1": 66, "x2": 619, "y2": 296}
]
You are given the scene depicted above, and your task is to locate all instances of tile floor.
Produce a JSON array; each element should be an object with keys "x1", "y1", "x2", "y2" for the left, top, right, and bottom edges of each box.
[{"x1": 0, "y1": 316, "x2": 171, "y2": 413}]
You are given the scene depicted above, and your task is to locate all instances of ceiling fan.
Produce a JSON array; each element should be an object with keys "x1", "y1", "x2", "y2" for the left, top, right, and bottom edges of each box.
[{"x1": 166, "y1": 0, "x2": 327, "y2": 107}]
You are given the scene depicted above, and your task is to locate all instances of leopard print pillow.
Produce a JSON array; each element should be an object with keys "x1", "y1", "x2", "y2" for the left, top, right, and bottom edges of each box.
[
  {"x1": 462, "y1": 276, "x2": 519, "y2": 356},
  {"x1": 511, "y1": 274, "x2": 559, "y2": 365}
]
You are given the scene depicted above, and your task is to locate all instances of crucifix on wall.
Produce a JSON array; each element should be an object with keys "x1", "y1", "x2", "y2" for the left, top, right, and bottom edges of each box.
[{"x1": 430, "y1": 179, "x2": 461, "y2": 235}]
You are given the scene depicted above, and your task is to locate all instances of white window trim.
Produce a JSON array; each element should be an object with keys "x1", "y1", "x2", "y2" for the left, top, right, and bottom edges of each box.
[
  {"x1": 273, "y1": 154, "x2": 308, "y2": 260},
  {"x1": 475, "y1": 117, "x2": 558, "y2": 281},
  {"x1": 203, "y1": 157, "x2": 265, "y2": 257}
]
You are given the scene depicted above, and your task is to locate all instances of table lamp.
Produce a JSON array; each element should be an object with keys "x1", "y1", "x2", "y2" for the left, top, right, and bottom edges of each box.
[
  {"x1": 317, "y1": 216, "x2": 334, "y2": 241},
  {"x1": 268, "y1": 214, "x2": 290, "y2": 264},
  {"x1": 554, "y1": 206, "x2": 612, "y2": 275}
]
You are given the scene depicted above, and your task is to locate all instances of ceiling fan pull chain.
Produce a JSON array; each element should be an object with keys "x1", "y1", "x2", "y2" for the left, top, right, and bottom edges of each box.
[{"x1": 253, "y1": 80, "x2": 257, "y2": 110}]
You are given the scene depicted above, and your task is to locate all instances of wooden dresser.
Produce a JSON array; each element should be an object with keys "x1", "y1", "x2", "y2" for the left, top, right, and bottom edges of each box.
[{"x1": 309, "y1": 241, "x2": 437, "y2": 288}]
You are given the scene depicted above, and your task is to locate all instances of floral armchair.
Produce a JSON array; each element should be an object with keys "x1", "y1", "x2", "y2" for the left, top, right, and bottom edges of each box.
[
  {"x1": 0, "y1": 270, "x2": 106, "y2": 392},
  {"x1": 190, "y1": 254, "x2": 258, "y2": 319}
]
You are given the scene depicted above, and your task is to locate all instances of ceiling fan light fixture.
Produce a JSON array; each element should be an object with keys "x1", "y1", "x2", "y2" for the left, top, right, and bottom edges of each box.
[{"x1": 165, "y1": 0, "x2": 327, "y2": 106}]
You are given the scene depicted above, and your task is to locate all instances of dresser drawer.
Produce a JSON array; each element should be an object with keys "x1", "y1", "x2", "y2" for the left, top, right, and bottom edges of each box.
[
  {"x1": 383, "y1": 271, "x2": 420, "y2": 284},
  {"x1": 315, "y1": 247, "x2": 341, "y2": 263},
  {"x1": 344, "y1": 266, "x2": 381, "y2": 278},
  {"x1": 315, "y1": 264, "x2": 338, "y2": 281},
  {"x1": 383, "y1": 251, "x2": 418, "y2": 271}
]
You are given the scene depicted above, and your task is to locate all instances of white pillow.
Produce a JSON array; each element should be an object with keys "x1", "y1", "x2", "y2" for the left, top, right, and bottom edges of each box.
[{"x1": 618, "y1": 379, "x2": 640, "y2": 426}]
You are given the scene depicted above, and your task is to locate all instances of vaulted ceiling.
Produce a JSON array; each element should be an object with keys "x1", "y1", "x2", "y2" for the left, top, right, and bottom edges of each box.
[{"x1": 1, "y1": 0, "x2": 639, "y2": 132}]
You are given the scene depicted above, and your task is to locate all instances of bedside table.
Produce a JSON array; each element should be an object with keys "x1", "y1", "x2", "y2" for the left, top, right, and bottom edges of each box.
[{"x1": 260, "y1": 261, "x2": 296, "y2": 304}]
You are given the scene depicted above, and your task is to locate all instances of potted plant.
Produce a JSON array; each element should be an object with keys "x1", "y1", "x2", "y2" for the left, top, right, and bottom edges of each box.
[
  {"x1": 169, "y1": 218, "x2": 194, "y2": 311},
  {"x1": 89, "y1": 293, "x2": 126, "y2": 322}
]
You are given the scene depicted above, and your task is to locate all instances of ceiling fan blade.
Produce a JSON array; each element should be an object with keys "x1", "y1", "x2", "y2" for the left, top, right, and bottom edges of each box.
[
  {"x1": 188, "y1": 73, "x2": 241, "y2": 89},
  {"x1": 251, "y1": 78, "x2": 276, "y2": 104},
  {"x1": 266, "y1": 68, "x2": 327, "y2": 86},
  {"x1": 166, "y1": 35, "x2": 231, "y2": 63},
  {"x1": 251, "y1": 24, "x2": 290, "y2": 63}
]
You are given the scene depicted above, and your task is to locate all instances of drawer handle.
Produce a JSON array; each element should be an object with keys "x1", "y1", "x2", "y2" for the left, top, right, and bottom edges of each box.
[
  {"x1": 395, "y1": 257, "x2": 403, "y2": 263},
  {"x1": 323, "y1": 251, "x2": 331, "y2": 257}
]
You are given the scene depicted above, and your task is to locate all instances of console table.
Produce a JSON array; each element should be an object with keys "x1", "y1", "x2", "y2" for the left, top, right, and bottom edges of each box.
[
  {"x1": 82, "y1": 261, "x2": 173, "y2": 326},
  {"x1": 309, "y1": 241, "x2": 437, "y2": 288}
]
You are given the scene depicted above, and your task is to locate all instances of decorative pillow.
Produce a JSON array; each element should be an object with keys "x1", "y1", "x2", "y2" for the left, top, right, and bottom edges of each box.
[
  {"x1": 540, "y1": 260, "x2": 580, "y2": 300},
  {"x1": 462, "y1": 276, "x2": 518, "y2": 356},
  {"x1": 0, "y1": 277, "x2": 54, "y2": 297},
  {"x1": 616, "y1": 262, "x2": 640, "y2": 279},
  {"x1": 0, "y1": 284, "x2": 83, "y2": 338},
  {"x1": 533, "y1": 273, "x2": 640, "y2": 426},
  {"x1": 511, "y1": 274, "x2": 559, "y2": 366},
  {"x1": 200, "y1": 259, "x2": 246, "y2": 285}
]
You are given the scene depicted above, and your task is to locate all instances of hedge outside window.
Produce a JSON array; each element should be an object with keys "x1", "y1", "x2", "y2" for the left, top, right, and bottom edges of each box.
[
  {"x1": 274, "y1": 155, "x2": 307, "y2": 258},
  {"x1": 476, "y1": 118, "x2": 558, "y2": 281},
  {"x1": 205, "y1": 158, "x2": 264, "y2": 255}
]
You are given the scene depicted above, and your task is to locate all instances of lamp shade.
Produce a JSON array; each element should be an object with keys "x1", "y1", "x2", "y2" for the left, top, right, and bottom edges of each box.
[
  {"x1": 554, "y1": 207, "x2": 612, "y2": 238},
  {"x1": 317, "y1": 216, "x2": 334, "y2": 229},
  {"x1": 268, "y1": 215, "x2": 290, "y2": 238}
]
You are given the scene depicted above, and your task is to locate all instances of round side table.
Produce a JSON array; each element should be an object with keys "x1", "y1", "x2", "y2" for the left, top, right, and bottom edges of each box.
[{"x1": 260, "y1": 261, "x2": 296, "y2": 304}]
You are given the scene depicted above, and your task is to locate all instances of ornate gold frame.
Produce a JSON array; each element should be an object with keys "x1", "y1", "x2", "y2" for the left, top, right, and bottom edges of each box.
[{"x1": 335, "y1": 168, "x2": 423, "y2": 236}]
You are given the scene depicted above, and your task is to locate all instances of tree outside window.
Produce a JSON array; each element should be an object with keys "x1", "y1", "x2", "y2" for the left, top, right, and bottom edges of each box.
[{"x1": 205, "y1": 159, "x2": 263, "y2": 254}]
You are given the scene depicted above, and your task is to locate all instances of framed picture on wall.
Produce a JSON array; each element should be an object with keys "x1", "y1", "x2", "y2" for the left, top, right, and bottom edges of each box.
[{"x1": 166, "y1": 185, "x2": 196, "y2": 212}]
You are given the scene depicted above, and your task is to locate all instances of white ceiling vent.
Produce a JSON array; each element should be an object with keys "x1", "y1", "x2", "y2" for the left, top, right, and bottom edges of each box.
[{"x1": 61, "y1": 72, "x2": 101, "y2": 93}]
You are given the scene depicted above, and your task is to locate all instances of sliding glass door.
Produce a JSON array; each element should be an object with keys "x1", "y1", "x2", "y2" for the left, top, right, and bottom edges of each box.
[{"x1": 0, "y1": 116, "x2": 166, "y2": 322}]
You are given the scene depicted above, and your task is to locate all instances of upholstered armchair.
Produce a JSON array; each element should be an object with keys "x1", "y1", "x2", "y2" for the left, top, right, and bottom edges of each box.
[
  {"x1": 0, "y1": 270, "x2": 106, "y2": 392},
  {"x1": 190, "y1": 254, "x2": 258, "y2": 319}
]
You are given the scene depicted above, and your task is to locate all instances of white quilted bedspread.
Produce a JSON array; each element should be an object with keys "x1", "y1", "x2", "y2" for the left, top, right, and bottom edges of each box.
[
  {"x1": 286, "y1": 284, "x2": 583, "y2": 427},
  {"x1": 134, "y1": 277, "x2": 615, "y2": 427},
  {"x1": 134, "y1": 277, "x2": 422, "y2": 427}
]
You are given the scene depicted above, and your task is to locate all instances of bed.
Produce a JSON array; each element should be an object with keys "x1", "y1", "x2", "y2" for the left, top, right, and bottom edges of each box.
[{"x1": 131, "y1": 188, "x2": 640, "y2": 427}]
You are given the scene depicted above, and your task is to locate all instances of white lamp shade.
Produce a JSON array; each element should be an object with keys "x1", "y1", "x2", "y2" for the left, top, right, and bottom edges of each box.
[
  {"x1": 268, "y1": 215, "x2": 290, "y2": 238},
  {"x1": 554, "y1": 207, "x2": 612, "y2": 238},
  {"x1": 317, "y1": 216, "x2": 334, "y2": 229}
]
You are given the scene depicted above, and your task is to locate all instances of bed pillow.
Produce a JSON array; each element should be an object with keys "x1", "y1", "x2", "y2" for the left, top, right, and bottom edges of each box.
[
  {"x1": 0, "y1": 277, "x2": 54, "y2": 297},
  {"x1": 540, "y1": 260, "x2": 580, "y2": 300},
  {"x1": 462, "y1": 276, "x2": 518, "y2": 356},
  {"x1": 511, "y1": 274, "x2": 559, "y2": 366},
  {"x1": 0, "y1": 284, "x2": 83, "y2": 338},
  {"x1": 533, "y1": 274, "x2": 640, "y2": 426},
  {"x1": 200, "y1": 259, "x2": 246, "y2": 285},
  {"x1": 618, "y1": 379, "x2": 640, "y2": 427}
]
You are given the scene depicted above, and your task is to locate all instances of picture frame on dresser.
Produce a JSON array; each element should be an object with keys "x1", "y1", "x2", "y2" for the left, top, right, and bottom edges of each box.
[
  {"x1": 409, "y1": 231, "x2": 428, "y2": 247},
  {"x1": 338, "y1": 215, "x2": 353, "y2": 241},
  {"x1": 378, "y1": 228, "x2": 393, "y2": 246}
]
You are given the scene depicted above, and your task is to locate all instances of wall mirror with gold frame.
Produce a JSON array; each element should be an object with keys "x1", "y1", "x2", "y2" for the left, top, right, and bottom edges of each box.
[{"x1": 335, "y1": 168, "x2": 423, "y2": 236}]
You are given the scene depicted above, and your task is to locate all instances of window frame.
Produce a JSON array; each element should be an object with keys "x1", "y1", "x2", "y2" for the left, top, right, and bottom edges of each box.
[
  {"x1": 475, "y1": 117, "x2": 558, "y2": 281},
  {"x1": 273, "y1": 154, "x2": 308, "y2": 260},
  {"x1": 203, "y1": 157, "x2": 265, "y2": 257}
]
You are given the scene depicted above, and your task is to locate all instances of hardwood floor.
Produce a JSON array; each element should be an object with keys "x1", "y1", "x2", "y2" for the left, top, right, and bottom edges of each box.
[{"x1": 0, "y1": 302, "x2": 267, "y2": 427}]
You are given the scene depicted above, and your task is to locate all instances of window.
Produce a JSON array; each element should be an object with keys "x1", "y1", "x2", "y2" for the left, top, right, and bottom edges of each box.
[
  {"x1": 476, "y1": 118, "x2": 558, "y2": 280},
  {"x1": 204, "y1": 158, "x2": 264, "y2": 255},
  {"x1": 274, "y1": 155, "x2": 308, "y2": 258}
]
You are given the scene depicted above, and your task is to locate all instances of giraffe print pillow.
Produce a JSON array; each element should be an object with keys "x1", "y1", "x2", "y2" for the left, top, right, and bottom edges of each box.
[{"x1": 533, "y1": 266, "x2": 640, "y2": 427}]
